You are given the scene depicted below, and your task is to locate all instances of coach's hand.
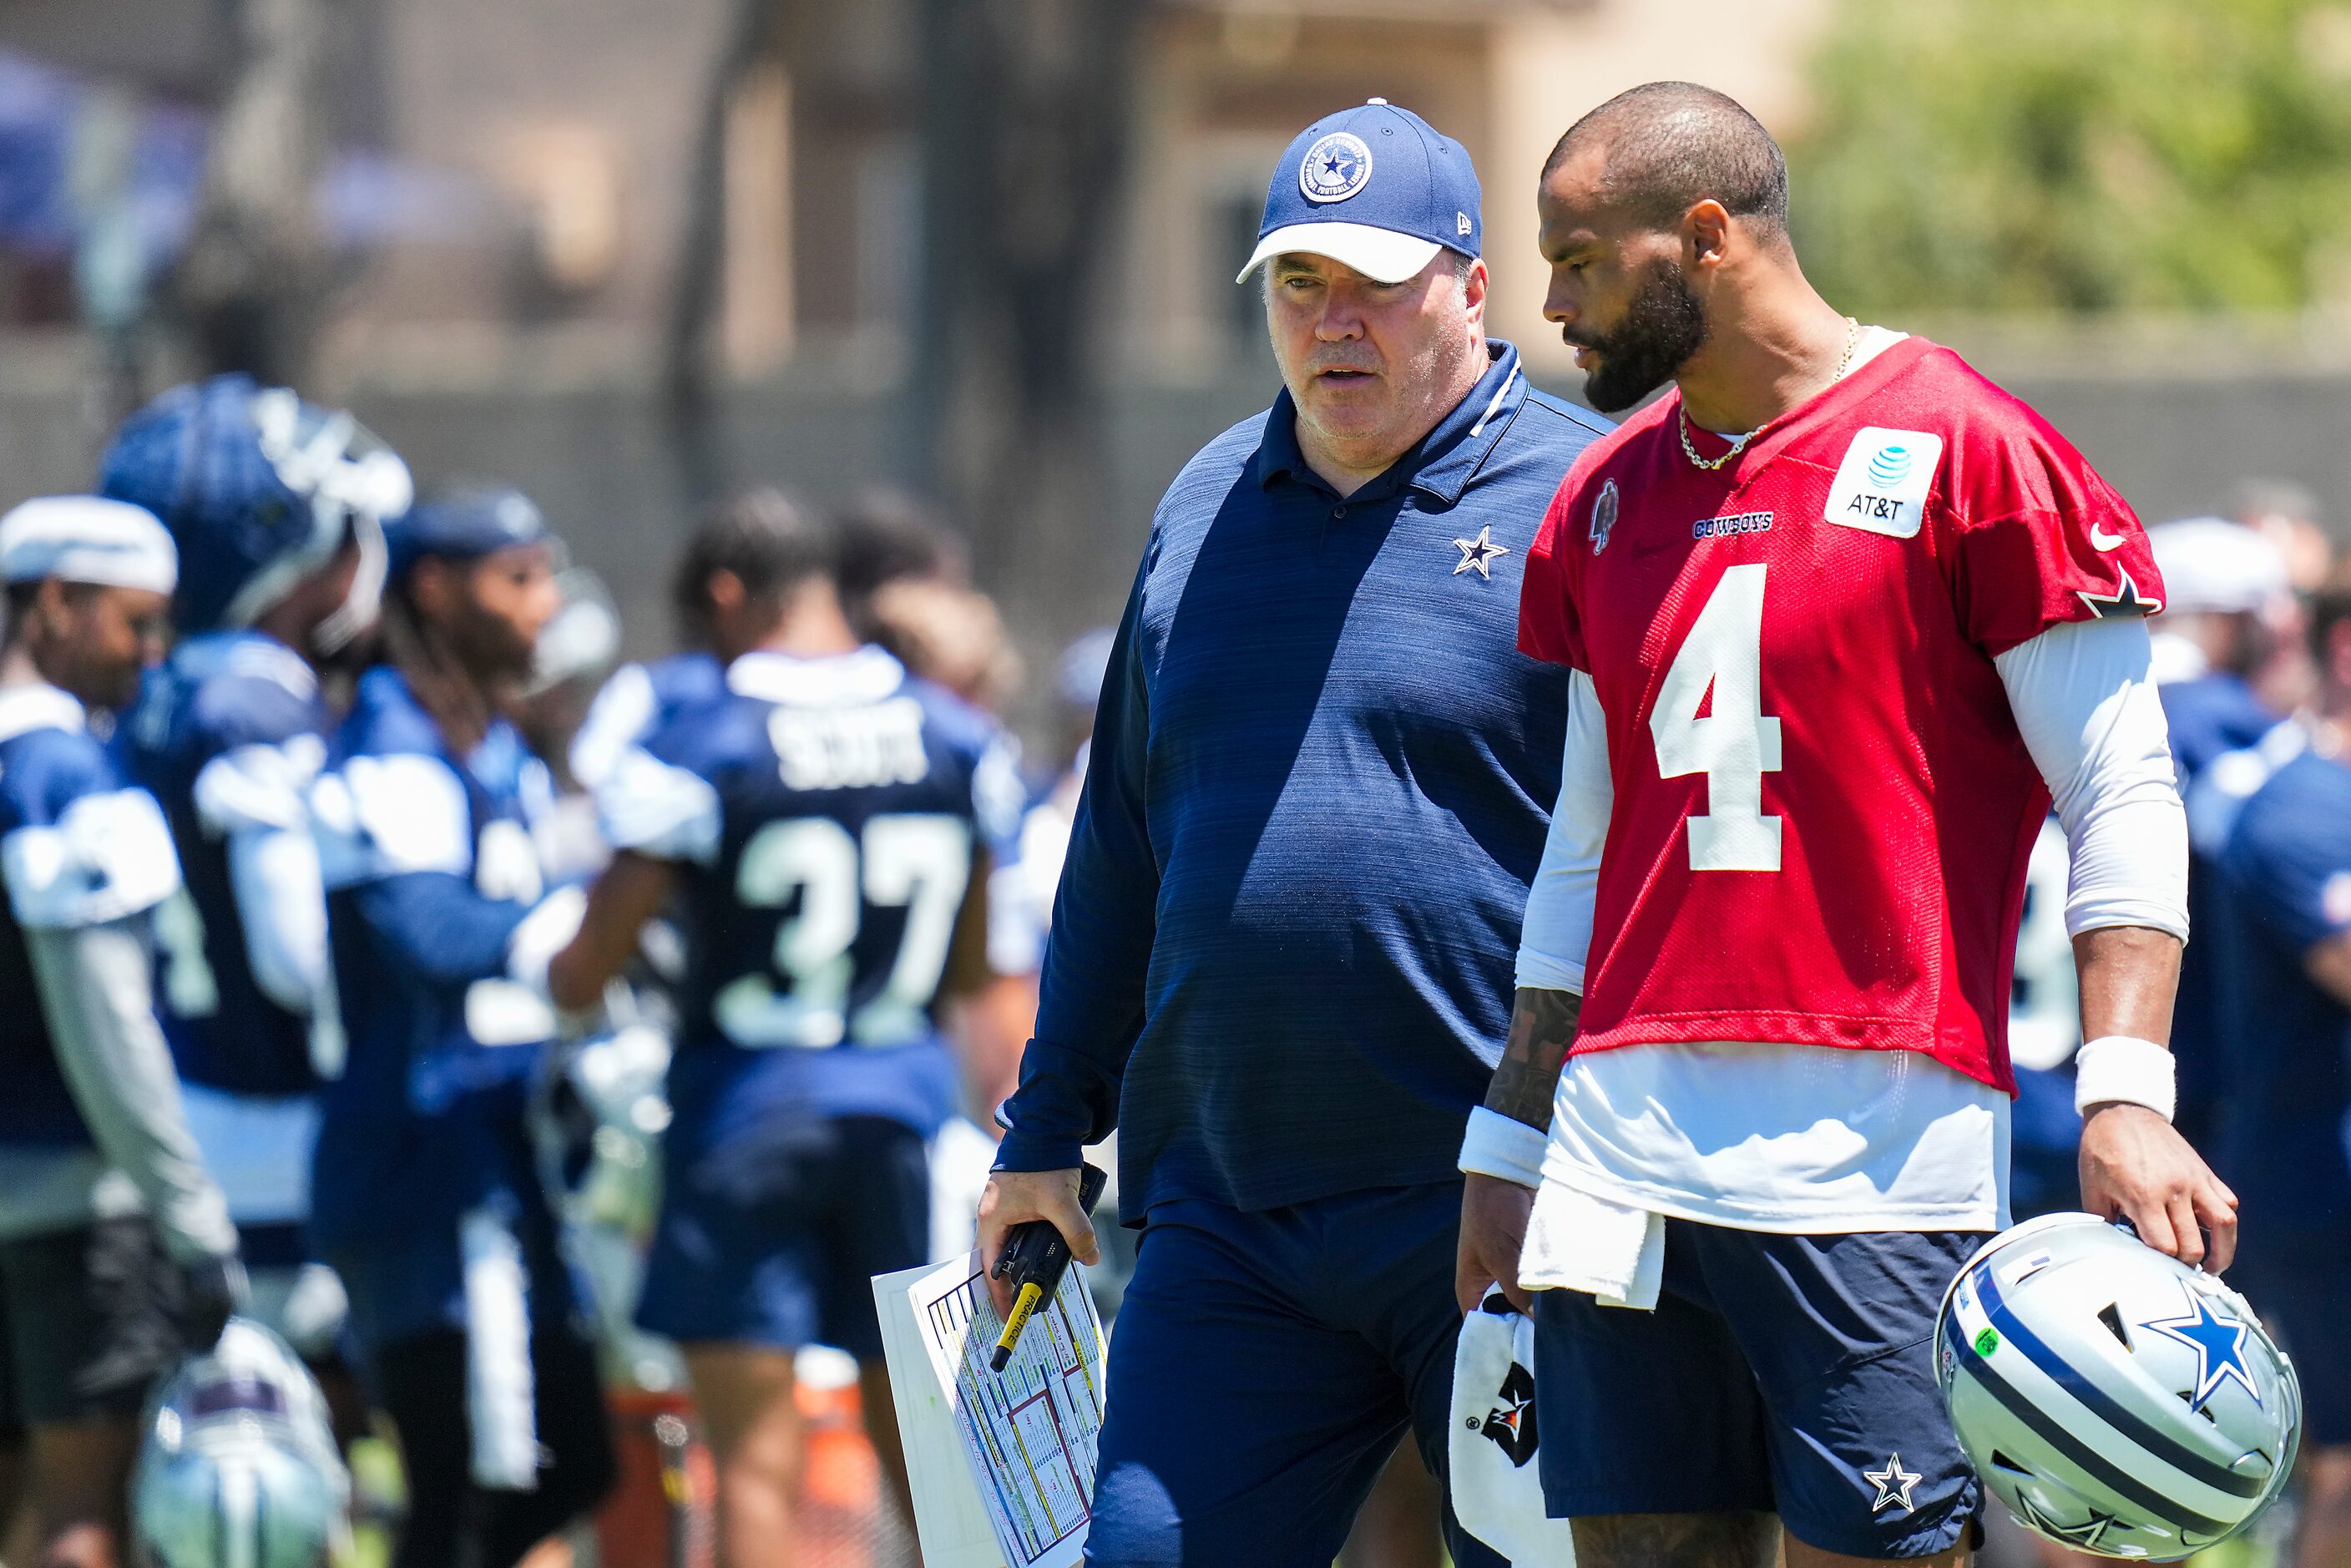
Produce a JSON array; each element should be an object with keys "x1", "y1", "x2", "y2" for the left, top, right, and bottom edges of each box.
[
  {"x1": 1456, "y1": 1173, "x2": 1535, "y2": 1315},
  {"x1": 977, "y1": 1168, "x2": 1100, "y2": 1319},
  {"x1": 2080, "y1": 1104, "x2": 2238, "y2": 1272}
]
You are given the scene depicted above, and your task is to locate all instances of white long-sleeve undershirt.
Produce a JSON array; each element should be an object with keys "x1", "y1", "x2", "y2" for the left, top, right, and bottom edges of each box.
[
  {"x1": 1509, "y1": 613, "x2": 2187, "y2": 1252},
  {"x1": 1516, "y1": 615, "x2": 2187, "y2": 993}
]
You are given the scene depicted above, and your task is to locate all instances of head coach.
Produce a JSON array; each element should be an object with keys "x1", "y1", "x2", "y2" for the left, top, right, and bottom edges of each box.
[{"x1": 976, "y1": 99, "x2": 1609, "y2": 1565}]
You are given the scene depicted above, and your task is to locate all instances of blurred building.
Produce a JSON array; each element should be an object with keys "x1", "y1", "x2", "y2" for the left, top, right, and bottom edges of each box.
[
  {"x1": 2, "y1": 0, "x2": 2348, "y2": 681},
  {"x1": 0, "y1": 0, "x2": 1831, "y2": 370}
]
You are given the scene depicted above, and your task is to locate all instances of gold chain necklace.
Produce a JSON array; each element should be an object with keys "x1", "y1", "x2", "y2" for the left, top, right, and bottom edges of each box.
[{"x1": 1677, "y1": 316, "x2": 1860, "y2": 473}]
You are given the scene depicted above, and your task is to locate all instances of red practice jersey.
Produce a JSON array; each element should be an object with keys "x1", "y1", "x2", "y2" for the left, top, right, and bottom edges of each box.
[{"x1": 1518, "y1": 335, "x2": 2165, "y2": 1094}]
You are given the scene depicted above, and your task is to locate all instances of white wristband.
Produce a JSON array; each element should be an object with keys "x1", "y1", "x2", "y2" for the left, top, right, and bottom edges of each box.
[
  {"x1": 2073, "y1": 1035, "x2": 2177, "y2": 1122},
  {"x1": 1459, "y1": 1105, "x2": 1548, "y2": 1190}
]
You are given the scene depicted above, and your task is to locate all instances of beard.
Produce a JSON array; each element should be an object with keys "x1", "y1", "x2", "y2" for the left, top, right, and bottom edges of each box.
[{"x1": 1570, "y1": 257, "x2": 1709, "y2": 414}]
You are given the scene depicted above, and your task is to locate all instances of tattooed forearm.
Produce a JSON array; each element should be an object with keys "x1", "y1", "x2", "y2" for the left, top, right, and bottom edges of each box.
[{"x1": 1484, "y1": 987, "x2": 1582, "y2": 1130}]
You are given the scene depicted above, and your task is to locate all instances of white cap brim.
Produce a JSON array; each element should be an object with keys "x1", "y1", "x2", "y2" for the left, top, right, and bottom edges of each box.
[
  {"x1": 0, "y1": 496, "x2": 177, "y2": 594},
  {"x1": 1236, "y1": 223, "x2": 1446, "y2": 286}
]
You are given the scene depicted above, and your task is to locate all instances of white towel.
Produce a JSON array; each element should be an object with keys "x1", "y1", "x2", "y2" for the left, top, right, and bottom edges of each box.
[
  {"x1": 1518, "y1": 1178, "x2": 1666, "y2": 1311},
  {"x1": 1449, "y1": 1290, "x2": 1578, "y2": 1565}
]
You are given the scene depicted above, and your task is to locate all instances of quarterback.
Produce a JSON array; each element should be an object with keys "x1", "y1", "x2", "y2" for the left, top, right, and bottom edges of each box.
[{"x1": 1454, "y1": 83, "x2": 2233, "y2": 1567}]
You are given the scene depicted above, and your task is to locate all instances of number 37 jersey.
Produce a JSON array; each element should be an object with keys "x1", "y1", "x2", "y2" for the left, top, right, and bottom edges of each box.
[
  {"x1": 601, "y1": 646, "x2": 1021, "y2": 1134},
  {"x1": 1518, "y1": 335, "x2": 2166, "y2": 1094}
]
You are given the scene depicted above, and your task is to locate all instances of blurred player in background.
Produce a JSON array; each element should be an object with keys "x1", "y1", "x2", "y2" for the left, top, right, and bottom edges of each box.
[
  {"x1": 832, "y1": 486, "x2": 971, "y2": 643},
  {"x1": 105, "y1": 377, "x2": 413, "y2": 1380},
  {"x1": 2142, "y1": 518, "x2": 2293, "y2": 1157},
  {"x1": 0, "y1": 497, "x2": 241, "y2": 1568},
  {"x1": 2232, "y1": 478, "x2": 2335, "y2": 598},
  {"x1": 540, "y1": 490, "x2": 1019, "y2": 1566},
  {"x1": 308, "y1": 488, "x2": 614, "y2": 1568},
  {"x1": 1461, "y1": 83, "x2": 2221, "y2": 1567},
  {"x1": 2212, "y1": 581, "x2": 2351, "y2": 1568},
  {"x1": 510, "y1": 564, "x2": 625, "y2": 883},
  {"x1": 566, "y1": 548, "x2": 726, "y2": 800}
]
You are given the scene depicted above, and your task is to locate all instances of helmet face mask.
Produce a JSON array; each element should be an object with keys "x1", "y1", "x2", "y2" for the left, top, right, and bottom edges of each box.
[
  {"x1": 1938, "y1": 1212, "x2": 2302, "y2": 1561},
  {"x1": 134, "y1": 1319, "x2": 351, "y2": 1568}
]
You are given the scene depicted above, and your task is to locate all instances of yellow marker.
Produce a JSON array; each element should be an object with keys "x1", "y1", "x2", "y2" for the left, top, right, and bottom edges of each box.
[{"x1": 992, "y1": 1282, "x2": 1044, "y2": 1371}]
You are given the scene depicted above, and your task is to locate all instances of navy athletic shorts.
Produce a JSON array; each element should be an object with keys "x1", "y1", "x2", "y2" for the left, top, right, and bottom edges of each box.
[
  {"x1": 636, "y1": 1113, "x2": 929, "y2": 1359},
  {"x1": 1084, "y1": 1182, "x2": 1503, "y2": 1568},
  {"x1": 0, "y1": 1216, "x2": 185, "y2": 1429},
  {"x1": 1533, "y1": 1219, "x2": 1987, "y2": 1560},
  {"x1": 2227, "y1": 1224, "x2": 2351, "y2": 1449}
]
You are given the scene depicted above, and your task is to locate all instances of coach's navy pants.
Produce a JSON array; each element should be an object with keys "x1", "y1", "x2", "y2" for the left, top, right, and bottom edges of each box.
[{"x1": 1084, "y1": 1181, "x2": 1505, "y2": 1568}]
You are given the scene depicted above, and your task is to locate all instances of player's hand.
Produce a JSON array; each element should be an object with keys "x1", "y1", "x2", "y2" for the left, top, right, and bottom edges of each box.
[
  {"x1": 179, "y1": 1253, "x2": 250, "y2": 1352},
  {"x1": 1456, "y1": 1172, "x2": 1536, "y2": 1315},
  {"x1": 2080, "y1": 1103, "x2": 2238, "y2": 1272},
  {"x1": 977, "y1": 1167, "x2": 1099, "y2": 1319}
]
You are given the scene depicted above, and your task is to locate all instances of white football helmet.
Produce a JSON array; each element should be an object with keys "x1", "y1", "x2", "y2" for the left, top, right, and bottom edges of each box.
[
  {"x1": 1938, "y1": 1212, "x2": 2300, "y2": 1561},
  {"x1": 133, "y1": 1318, "x2": 351, "y2": 1568}
]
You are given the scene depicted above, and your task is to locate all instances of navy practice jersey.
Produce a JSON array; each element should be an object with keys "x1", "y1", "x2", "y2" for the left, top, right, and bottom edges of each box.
[
  {"x1": 569, "y1": 650, "x2": 726, "y2": 792},
  {"x1": 598, "y1": 646, "x2": 1020, "y2": 1139},
  {"x1": 2213, "y1": 747, "x2": 2351, "y2": 1234},
  {"x1": 0, "y1": 683, "x2": 183, "y2": 1147},
  {"x1": 994, "y1": 341, "x2": 1605, "y2": 1216},
  {"x1": 308, "y1": 665, "x2": 568, "y2": 1333},
  {"x1": 2160, "y1": 670, "x2": 2281, "y2": 1147},
  {"x1": 123, "y1": 631, "x2": 330, "y2": 1096}
]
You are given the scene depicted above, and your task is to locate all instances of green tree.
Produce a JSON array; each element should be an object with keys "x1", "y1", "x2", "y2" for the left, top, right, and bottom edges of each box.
[{"x1": 1788, "y1": 0, "x2": 2351, "y2": 314}]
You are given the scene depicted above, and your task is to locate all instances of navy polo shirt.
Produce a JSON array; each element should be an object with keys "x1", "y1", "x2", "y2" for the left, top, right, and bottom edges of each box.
[{"x1": 997, "y1": 340, "x2": 1610, "y2": 1221}]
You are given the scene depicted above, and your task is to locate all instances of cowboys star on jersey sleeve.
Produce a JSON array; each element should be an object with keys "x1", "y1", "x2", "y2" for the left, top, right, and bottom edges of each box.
[{"x1": 1930, "y1": 375, "x2": 2167, "y2": 654}]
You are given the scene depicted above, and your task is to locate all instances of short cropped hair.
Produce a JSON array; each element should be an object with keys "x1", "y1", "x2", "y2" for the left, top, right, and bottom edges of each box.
[
  {"x1": 2311, "y1": 579, "x2": 2351, "y2": 666},
  {"x1": 670, "y1": 487, "x2": 833, "y2": 644},
  {"x1": 1547, "y1": 81, "x2": 1788, "y2": 237}
]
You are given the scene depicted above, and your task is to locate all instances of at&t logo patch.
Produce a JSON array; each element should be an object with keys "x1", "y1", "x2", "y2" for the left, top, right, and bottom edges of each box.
[{"x1": 1824, "y1": 427, "x2": 1944, "y2": 540}]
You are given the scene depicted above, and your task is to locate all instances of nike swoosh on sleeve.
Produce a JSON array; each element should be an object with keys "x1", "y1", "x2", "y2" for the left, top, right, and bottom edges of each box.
[{"x1": 2089, "y1": 525, "x2": 2126, "y2": 551}]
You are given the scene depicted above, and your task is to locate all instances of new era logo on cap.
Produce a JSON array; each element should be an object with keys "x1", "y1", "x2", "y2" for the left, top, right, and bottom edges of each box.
[{"x1": 1238, "y1": 98, "x2": 1483, "y2": 286}]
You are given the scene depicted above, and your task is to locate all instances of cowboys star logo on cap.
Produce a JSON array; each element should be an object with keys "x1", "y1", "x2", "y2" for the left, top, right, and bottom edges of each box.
[{"x1": 1298, "y1": 131, "x2": 1374, "y2": 203}]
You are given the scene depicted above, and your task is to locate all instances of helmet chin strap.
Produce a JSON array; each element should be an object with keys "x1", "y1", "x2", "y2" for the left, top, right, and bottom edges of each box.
[{"x1": 311, "y1": 511, "x2": 387, "y2": 658}]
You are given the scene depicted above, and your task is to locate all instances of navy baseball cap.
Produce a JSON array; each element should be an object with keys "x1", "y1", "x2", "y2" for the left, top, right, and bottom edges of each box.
[
  {"x1": 1237, "y1": 98, "x2": 1482, "y2": 286},
  {"x1": 389, "y1": 487, "x2": 549, "y2": 578}
]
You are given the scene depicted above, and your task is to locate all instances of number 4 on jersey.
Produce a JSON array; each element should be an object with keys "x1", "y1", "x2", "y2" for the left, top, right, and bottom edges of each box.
[{"x1": 1651, "y1": 563, "x2": 1782, "y2": 872}]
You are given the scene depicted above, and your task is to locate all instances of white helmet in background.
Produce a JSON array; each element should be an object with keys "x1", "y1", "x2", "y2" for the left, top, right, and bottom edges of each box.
[
  {"x1": 133, "y1": 1318, "x2": 351, "y2": 1568},
  {"x1": 1937, "y1": 1213, "x2": 2300, "y2": 1561}
]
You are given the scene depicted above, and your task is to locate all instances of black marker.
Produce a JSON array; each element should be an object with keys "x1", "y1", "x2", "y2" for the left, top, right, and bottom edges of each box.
[{"x1": 990, "y1": 1163, "x2": 1108, "y2": 1372}]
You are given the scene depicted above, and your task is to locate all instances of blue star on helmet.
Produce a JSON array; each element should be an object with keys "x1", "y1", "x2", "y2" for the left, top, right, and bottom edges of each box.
[{"x1": 2142, "y1": 1285, "x2": 2260, "y2": 1410}]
